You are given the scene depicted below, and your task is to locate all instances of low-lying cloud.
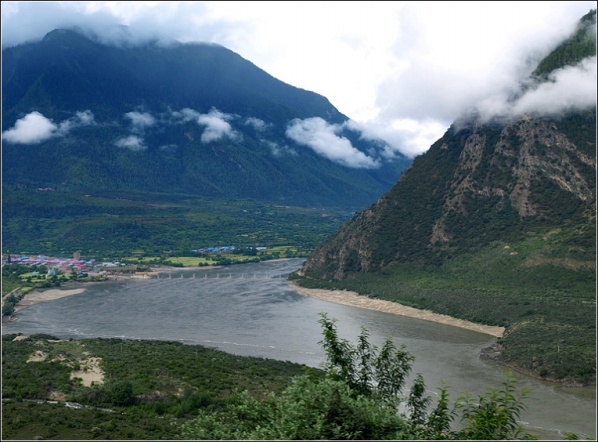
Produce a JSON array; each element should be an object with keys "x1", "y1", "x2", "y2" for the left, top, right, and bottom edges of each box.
[
  {"x1": 245, "y1": 117, "x2": 269, "y2": 131},
  {"x1": 3, "y1": 2, "x2": 594, "y2": 159},
  {"x1": 197, "y1": 109, "x2": 240, "y2": 143},
  {"x1": 2, "y1": 112, "x2": 56, "y2": 144},
  {"x1": 114, "y1": 135, "x2": 145, "y2": 151},
  {"x1": 125, "y1": 111, "x2": 156, "y2": 132},
  {"x1": 264, "y1": 140, "x2": 297, "y2": 158},
  {"x1": 505, "y1": 56, "x2": 596, "y2": 118},
  {"x1": 2, "y1": 110, "x2": 95, "y2": 144},
  {"x1": 170, "y1": 107, "x2": 240, "y2": 143},
  {"x1": 346, "y1": 118, "x2": 448, "y2": 159},
  {"x1": 286, "y1": 117, "x2": 380, "y2": 169}
]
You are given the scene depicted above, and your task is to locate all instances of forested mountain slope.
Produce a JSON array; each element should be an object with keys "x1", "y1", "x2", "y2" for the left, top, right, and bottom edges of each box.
[{"x1": 2, "y1": 29, "x2": 410, "y2": 210}]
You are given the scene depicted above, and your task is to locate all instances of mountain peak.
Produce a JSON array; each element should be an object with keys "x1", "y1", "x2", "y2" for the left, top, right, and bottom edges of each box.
[{"x1": 41, "y1": 27, "x2": 92, "y2": 44}]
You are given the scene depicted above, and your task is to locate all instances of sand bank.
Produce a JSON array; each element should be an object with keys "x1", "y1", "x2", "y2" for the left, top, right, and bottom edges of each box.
[
  {"x1": 288, "y1": 281, "x2": 505, "y2": 338},
  {"x1": 13, "y1": 288, "x2": 87, "y2": 313}
]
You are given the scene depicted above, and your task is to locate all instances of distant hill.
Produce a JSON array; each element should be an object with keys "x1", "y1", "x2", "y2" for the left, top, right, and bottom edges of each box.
[
  {"x1": 1, "y1": 29, "x2": 410, "y2": 210},
  {"x1": 297, "y1": 10, "x2": 596, "y2": 385}
]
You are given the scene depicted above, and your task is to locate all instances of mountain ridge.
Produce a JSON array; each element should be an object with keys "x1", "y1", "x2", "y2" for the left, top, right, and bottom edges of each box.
[{"x1": 2, "y1": 28, "x2": 410, "y2": 210}]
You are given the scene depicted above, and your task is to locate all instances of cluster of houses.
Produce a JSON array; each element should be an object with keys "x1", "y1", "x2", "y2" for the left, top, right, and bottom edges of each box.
[
  {"x1": 191, "y1": 246, "x2": 268, "y2": 254},
  {"x1": 191, "y1": 246, "x2": 236, "y2": 253},
  {"x1": 1, "y1": 253, "x2": 134, "y2": 277}
]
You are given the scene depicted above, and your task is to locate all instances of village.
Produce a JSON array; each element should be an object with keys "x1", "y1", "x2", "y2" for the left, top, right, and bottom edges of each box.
[
  {"x1": 1, "y1": 245, "x2": 245, "y2": 280},
  {"x1": 3, "y1": 252, "x2": 130, "y2": 279}
]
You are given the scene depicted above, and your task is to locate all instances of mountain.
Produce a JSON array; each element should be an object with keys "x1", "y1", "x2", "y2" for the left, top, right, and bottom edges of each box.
[
  {"x1": 1, "y1": 29, "x2": 410, "y2": 210},
  {"x1": 296, "y1": 10, "x2": 596, "y2": 385}
]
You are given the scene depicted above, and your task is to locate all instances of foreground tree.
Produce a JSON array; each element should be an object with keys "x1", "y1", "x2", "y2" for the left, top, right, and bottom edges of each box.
[{"x1": 178, "y1": 312, "x2": 534, "y2": 440}]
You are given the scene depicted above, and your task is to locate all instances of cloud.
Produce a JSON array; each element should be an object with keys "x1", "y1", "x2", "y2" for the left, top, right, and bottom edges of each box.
[
  {"x1": 196, "y1": 108, "x2": 239, "y2": 143},
  {"x1": 159, "y1": 144, "x2": 178, "y2": 153},
  {"x1": 0, "y1": 1, "x2": 222, "y2": 49},
  {"x1": 114, "y1": 135, "x2": 145, "y2": 151},
  {"x1": 2, "y1": 112, "x2": 57, "y2": 144},
  {"x1": 170, "y1": 108, "x2": 201, "y2": 123},
  {"x1": 507, "y1": 56, "x2": 597, "y2": 117},
  {"x1": 245, "y1": 117, "x2": 269, "y2": 131},
  {"x1": 2, "y1": 110, "x2": 95, "y2": 144},
  {"x1": 124, "y1": 111, "x2": 156, "y2": 132},
  {"x1": 286, "y1": 117, "x2": 379, "y2": 169},
  {"x1": 369, "y1": 2, "x2": 596, "y2": 156},
  {"x1": 169, "y1": 107, "x2": 240, "y2": 143},
  {"x1": 74, "y1": 110, "x2": 95, "y2": 125},
  {"x1": 56, "y1": 110, "x2": 96, "y2": 135},
  {"x1": 345, "y1": 118, "x2": 447, "y2": 159},
  {"x1": 264, "y1": 140, "x2": 296, "y2": 158}
]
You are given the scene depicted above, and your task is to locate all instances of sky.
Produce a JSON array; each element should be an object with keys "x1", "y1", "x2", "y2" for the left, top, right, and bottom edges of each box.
[{"x1": 1, "y1": 1, "x2": 596, "y2": 158}]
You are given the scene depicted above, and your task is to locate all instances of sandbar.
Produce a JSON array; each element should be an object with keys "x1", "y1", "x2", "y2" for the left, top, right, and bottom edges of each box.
[
  {"x1": 13, "y1": 288, "x2": 87, "y2": 313},
  {"x1": 288, "y1": 281, "x2": 505, "y2": 337}
]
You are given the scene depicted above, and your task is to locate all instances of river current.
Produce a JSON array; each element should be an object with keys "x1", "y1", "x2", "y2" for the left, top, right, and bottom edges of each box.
[{"x1": 3, "y1": 258, "x2": 595, "y2": 439}]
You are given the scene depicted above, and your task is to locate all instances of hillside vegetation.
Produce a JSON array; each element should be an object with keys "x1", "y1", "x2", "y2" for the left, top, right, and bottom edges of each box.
[
  {"x1": 2, "y1": 188, "x2": 349, "y2": 259},
  {"x1": 1, "y1": 333, "x2": 313, "y2": 440}
]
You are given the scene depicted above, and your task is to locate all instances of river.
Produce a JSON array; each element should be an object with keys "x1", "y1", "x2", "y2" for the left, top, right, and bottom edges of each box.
[{"x1": 3, "y1": 258, "x2": 595, "y2": 439}]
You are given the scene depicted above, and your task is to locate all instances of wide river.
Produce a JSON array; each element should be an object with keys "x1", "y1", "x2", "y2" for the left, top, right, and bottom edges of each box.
[{"x1": 3, "y1": 258, "x2": 595, "y2": 439}]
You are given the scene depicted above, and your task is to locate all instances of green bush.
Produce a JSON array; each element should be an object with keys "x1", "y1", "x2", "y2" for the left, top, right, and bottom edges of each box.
[{"x1": 178, "y1": 313, "x2": 535, "y2": 440}]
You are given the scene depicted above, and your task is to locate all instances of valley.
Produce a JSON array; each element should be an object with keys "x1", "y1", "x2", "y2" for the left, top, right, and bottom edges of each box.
[{"x1": 2, "y1": 7, "x2": 596, "y2": 439}]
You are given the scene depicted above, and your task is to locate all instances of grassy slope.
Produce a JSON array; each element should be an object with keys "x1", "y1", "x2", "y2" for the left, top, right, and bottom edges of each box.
[{"x1": 2, "y1": 334, "x2": 321, "y2": 440}]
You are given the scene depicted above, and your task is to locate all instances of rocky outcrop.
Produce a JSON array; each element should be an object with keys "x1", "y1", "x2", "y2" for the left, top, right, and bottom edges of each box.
[{"x1": 302, "y1": 110, "x2": 596, "y2": 280}]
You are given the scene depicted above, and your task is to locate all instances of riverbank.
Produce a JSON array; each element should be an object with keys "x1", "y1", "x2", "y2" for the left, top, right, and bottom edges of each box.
[
  {"x1": 13, "y1": 287, "x2": 87, "y2": 313},
  {"x1": 7, "y1": 267, "x2": 506, "y2": 339},
  {"x1": 4, "y1": 263, "x2": 233, "y2": 321},
  {"x1": 4, "y1": 280, "x2": 110, "y2": 322},
  {"x1": 287, "y1": 281, "x2": 505, "y2": 338}
]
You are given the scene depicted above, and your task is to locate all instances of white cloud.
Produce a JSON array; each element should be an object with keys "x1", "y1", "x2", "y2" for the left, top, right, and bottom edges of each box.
[
  {"x1": 114, "y1": 135, "x2": 146, "y2": 151},
  {"x1": 366, "y1": 2, "x2": 596, "y2": 155},
  {"x1": 169, "y1": 107, "x2": 240, "y2": 142},
  {"x1": 2, "y1": 111, "x2": 57, "y2": 144},
  {"x1": 196, "y1": 108, "x2": 239, "y2": 143},
  {"x1": 125, "y1": 111, "x2": 156, "y2": 131},
  {"x1": 245, "y1": 117, "x2": 269, "y2": 131},
  {"x1": 474, "y1": 55, "x2": 598, "y2": 121},
  {"x1": 346, "y1": 118, "x2": 448, "y2": 159},
  {"x1": 509, "y1": 56, "x2": 597, "y2": 117},
  {"x1": 286, "y1": 117, "x2": 379, "y2": 169},
  {"x1": 56, "y1": 110, "x2": 96, "y2": 135},
  {"x1": 170, "y1": 108, "x2": 201, "y2": 123},
  {"x1": 2, "y1": 110, "x2": 95, "y2": 144}
]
